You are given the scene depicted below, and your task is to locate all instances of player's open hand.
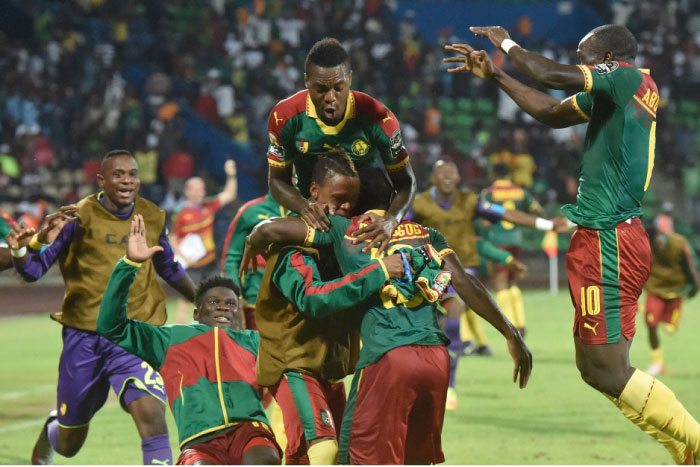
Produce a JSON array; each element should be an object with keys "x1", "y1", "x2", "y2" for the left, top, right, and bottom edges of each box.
[
  {"x1": 5, "y1": 221, "x2": 36, "y2": 250},
  {"x1": 506, "y1": 331, "x2": 532, "y2": 389},
  {"x1": 300, "y1": 202, "x2": 331, "y2": 232},
  {"x1": 444, "y1": 44, "x2": 495, "y2": 80},
  {"x1": 351, "y1": 211, "x2": 398, "y2": 255},
  {"x1": 239, "y1": 236, "x2": 266, "y2": 277},
  {"x1": 469, "y1": 26, "x2": 511, "y2": 49},
  {"x1": 224, "y1": 159, "x2": 237, "y2": 177},
  {"x1": 127, "y1": 215, "x2": 163, "y2": 263},
  {"x1": 37, "y1": 205, "x2": 79, "y2": 244}
]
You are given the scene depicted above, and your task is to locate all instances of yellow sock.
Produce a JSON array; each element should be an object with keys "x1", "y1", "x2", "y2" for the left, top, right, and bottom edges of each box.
[
  {"x1": 269, "y1": 400, "x2": 287, "y2": 454},
  {"x1": 465, "y1": 309, "x2": 489, "y2": 347},
  {"x1": 603, "y1": 393, "x2": 689, "y2": 464},
  {"x1": 620, "y1": 369, "x2": 700, "y2": 458},
  {"x1": 509, "y1": 285, "x2": 526, "y2": 329},
  {"x1": 307, "y1": 439, "x2": 338, "y2": 465},
  {"x1": 651, "y1": 348, "x2": 664, "y2": 366},
  {"x1": 460, "y1": 310, "x2": 473, "y2": 342},
  {"x1": 495, "y1": 289, "x2": 515, "y2": 324}
]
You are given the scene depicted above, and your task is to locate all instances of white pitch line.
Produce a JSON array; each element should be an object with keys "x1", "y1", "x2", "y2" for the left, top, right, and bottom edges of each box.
[{"x1": 0, "y1": 384, "x2": 55, "y2": 401}]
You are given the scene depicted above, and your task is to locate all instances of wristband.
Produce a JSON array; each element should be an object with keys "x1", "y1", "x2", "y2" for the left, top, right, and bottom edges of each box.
[
  {"x1": 500, "y1": 38, "x2": 520, "y2": 54},
  {"x1": 29, "y1": 233, "x2": 46, "y2": 251},
  {"x1": 535, "y1": 218, "x2": 554, "y2": 231},
  {"x1": 11, "y1": 246, "x2": 27, "y2": 258},
  {"x1": 396, "y1": 250, "x2": 413, "y2": 285}
]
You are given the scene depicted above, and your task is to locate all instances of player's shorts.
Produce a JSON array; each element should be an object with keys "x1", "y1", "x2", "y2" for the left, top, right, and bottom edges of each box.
[
  {"x1": 339, "y1": 344, "x2": 449, "y2": 465},
  {"x1": 645, "y1": 292, "x2": 682, "y2": 328},
  {"x1": 566, "y1": 218, "x2": 651, "y2": 345},
  {"x1": 56, "y1": 326, "x2": 167, "y2": 427},
  {"x1": 177, "y1": 422, "x2": 281, "y2": 465},
  {"x1": 270, "y1": 371, "x2": 345, "y2": 464},
  {"x1": 493, "y1": 245, "x2": 521, "y2": 282}
]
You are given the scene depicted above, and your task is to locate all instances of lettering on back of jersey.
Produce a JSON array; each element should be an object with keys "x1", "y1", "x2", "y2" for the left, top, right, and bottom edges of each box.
[{"x1": 594, "y1": 62, "x2": 619, "y2": 74}]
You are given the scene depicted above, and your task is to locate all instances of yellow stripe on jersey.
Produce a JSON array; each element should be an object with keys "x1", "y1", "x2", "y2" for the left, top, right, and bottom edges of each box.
[
  {"x1": 268, "y1": 157, "x2": 292, "y2": 168},
  {"x1": 302, "y1": 218, "x2": 315, "y2": 247},
  {"x1": 577, "y1": 65, "x2": 593, "y2": 93},
  {"x1": 385, "y1": 156, "x2": 410, "y2": 172},
  {"x1": 438, "y1": 248, "x2": 455, "y2": 259},
  {"x1": 571, "y1": 94, "x2": 591, "y2": 121},
  {"x1": 633, "y1": 95, "x2": 657, "y2": 118}
]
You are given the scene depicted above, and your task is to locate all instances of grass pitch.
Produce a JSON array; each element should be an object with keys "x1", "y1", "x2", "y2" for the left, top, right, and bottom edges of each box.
[{"x1": 1, "y1": 290, "x2": 699, "y2": 464}]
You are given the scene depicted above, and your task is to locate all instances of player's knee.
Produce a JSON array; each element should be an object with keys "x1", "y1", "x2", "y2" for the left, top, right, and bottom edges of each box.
[
  {"x1": 242, "y1": 445, "x2": 281, "y2": 465},
  {"x1": 128, "y1": 396, "x2": 168, "y2": 437},
  {"x1": 56, "y1": 426, "x2": 88, "y2": 457}
]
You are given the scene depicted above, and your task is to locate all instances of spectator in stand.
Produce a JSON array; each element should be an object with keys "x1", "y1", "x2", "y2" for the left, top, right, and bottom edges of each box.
[{"x1": 170, "y1": 160, "x2": 238, "y2": 323}]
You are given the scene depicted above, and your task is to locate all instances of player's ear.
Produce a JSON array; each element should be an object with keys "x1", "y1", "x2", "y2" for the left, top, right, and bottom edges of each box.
[
  {"x1": 96, "y1": 173, "x2": 105, "y2": 189},
  {"x1": 193, "y1": 308, "x2": 200, "y2": 322},
  {"x1": 309, "y1": 181, "x2": 319, "y2": 202},
  {"x1": 304, "y1": 72, "x2": 310, "y2": 89},
  {"x1": 347, "y1": 69, "x2": 353, "y2": 87}
]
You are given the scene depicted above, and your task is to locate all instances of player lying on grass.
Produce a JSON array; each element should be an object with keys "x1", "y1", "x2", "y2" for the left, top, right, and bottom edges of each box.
[
  {"x1": 243, "y1": 159, "x2": 532, "y2": 464},
  {"x1": 252, "y1": 151, "x2": 408, "y2": 464},
  {"x1": 445, "y1": 23, "x2": 700, "y2": 464},
  {"x1": 96, "y1": 214, "x2": 282, "y2": 465}
]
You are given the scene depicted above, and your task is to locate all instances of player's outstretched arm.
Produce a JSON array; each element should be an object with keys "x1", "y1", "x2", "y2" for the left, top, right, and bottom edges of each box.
[
  {"x1": 442, "y1": 252, "x2": 532, "y2": 388},
  {"x1": 217, "y1": 159, "x2": 238, "y2": 206},
  {"x1": 444, "y1": 43, "x2": 587, "y2": 128},
  {"x1": 240, "y1": 217, "x2": 310, "y2": 276},
  {"x1": 470, "y1": 26, "x2": 585, "y2": 90}
]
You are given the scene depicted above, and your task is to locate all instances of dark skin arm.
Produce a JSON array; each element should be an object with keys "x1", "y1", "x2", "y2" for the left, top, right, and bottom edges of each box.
[
  {"x1": 269, "y1": 165, "x2": 332, "y2": 232},
  {"x1": 167, "y1": 274, "x2": 196, "y2": 303},
  {"x1": 352, "y1": 164, "x2": 417, "y2": 254},
  {"x1": 443, "y1": 252, "x2": 532, "y2": 388},
  {"x1": 6, "y1": 207, "x2": 79, "y2": 266},
  {"x1": 0, "y1": 247, "x2": 10, "y2": 271},
  {"x1": 444, "y1": 43, "x2": 589, "y2": 129}
]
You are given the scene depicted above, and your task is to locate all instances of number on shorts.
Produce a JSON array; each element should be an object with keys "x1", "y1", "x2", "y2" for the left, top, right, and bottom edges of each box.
[
  {"x1": 580, "y1": 286, "x2": 601, "y2": 316},
  {"x1": 141, "y1": 361, "x2": 165, "y2": 389}
]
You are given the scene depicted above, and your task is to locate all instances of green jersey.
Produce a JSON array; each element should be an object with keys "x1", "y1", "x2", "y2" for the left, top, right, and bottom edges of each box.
[
  {"x1": 267, "y1": 90, "x2": 410, "y2": 198},
  {"x1": 304, "y1": 211, "x2": 451, "y2": 369},
  {"x1": 481, "y1": 179, "x2": 540, "y2": 247},
  {"x1": 221, "y1": 193, "x2": 290, "y2": 303},
  {"x1": 565, "y1": 62, "x2": 658, "y2": 230},
  {"x1": 0, "y1": 210, "x2": 13, "y2": 239}
]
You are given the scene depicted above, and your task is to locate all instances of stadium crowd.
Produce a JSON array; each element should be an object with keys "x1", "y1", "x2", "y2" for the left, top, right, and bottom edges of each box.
[{"x1": 0, "y1": 0, "x2": 699, "y2": 249}]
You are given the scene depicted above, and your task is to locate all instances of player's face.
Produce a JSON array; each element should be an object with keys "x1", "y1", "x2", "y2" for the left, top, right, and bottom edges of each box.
[
  {"x1": 431, "y1": 162, "x2": 460, "y2": 197},
  {"x1": 577, "y1": 33, "x2": 604, "y2": 65},
  {"x1": 185, "y1": 178, "x2": 206, "y2": 205},
  {"x1": 310, "y1": 173, "x2": 360, "y2": 218},
  {"x1": 98, "y1": 155, "x2": 140, "y2": 211},
  {"x1": 194, "y1": 286, "x2": 242, "y2": 330},
  {"x1": 305, "y1": 64, "x2": 352, "y2": 126}
]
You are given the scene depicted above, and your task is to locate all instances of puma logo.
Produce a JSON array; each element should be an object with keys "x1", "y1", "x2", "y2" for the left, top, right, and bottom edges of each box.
[
  {"x1": 151, "y1": 459, "x2": 171, "y2": 465},
  {"x1": 381, "y1": 115, "x2": 393, "y2": 123},
  {"x1": 257, "y1": 213, "x2": 270, "y2": 220},
  {"x1": 274, "y1": 112, "x2": 283, "y2": 126},
  {"x1": 583, "y1": 322, "x2": 600, "y2": 335}
]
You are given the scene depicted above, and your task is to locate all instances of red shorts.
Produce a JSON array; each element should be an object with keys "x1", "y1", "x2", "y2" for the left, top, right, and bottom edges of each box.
[
  {"x1": 493, "y1": 246, "x2": 521, "y2": 282},
  {"x1": 177, "y1": 422, "x2": 281, "y2": 465},
  {"x1": 645, "y1": 293, "x2": 682, "y2": 328},
  {"x1": 270, "y1": 372, "x2": 346, "y2": 464},
  {"x1": 566, "y1": 218, "x2": 651, "y2": 344},
  {"x1": 339, "y1": 345, "x2": 449, "y2": 465}
]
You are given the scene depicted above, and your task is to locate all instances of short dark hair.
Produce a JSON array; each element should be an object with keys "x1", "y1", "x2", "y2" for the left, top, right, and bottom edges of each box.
[
  {"x1": 311, "y1": 148, "x2": 358, "y2": 185},
  {"x1": 491, "y1": 163, "x2": 511, "y2": 179},
  {"x1": 355, "y1": 166, "x2": 395, "y2": 213},
  {"x1": 589, "y1": 24, "x2": 637, "y2": 62},
  {"x1": 305, "y1": 38, "x2": 350, "y2": 75},
  {"x1": 101, "y1": 149, "x2": 134, "y2": 170},
  {"x1": 195, "y1": 275, "x2": 240, "y2": 308}
]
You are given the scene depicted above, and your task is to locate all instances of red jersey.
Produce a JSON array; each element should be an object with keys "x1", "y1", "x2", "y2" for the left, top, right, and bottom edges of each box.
[{"x1": 173, "y1": 198, "x2": 222, "y2": 267}]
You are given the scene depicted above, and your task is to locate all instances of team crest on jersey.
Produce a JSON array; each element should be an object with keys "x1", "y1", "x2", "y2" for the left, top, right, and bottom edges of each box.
[
  {"x1": 390, "y1": 129, "x2": 404, "y2": 158},
  {"x1": 320, "y1": 409, "x2": 334, "y2": 429},
  {"x1": 296, "y1": 139, "x2": 309, "y2": 154},
  {"x1": 594, "y1": 62, "x2": 619, "y2": 74},
  {"x1": 351, "y1": 138, "x2": 370, "y2": 157},
  {"x1": 268, "y1": 144, "x2": 284, "y2": 158}
]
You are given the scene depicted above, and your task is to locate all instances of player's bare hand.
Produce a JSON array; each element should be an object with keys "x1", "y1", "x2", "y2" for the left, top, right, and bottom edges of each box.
[
  {"x1": 351, "y1": 212, "x2": 398, "y2": 255},
  {"x1": 239, "y1": 236, "x2": 265, "y2": 277},
  {"x1": 300, "y1": 202, "x2": 331, "y2": 232},
  {"x1": 381, "y1": 253, "x2": 405, "y2": 279},
  {"x1": 552, "y1": 217, "x2": 575, "y2": 233},
  {"x1": 469, "y1": 26, "x2": 511, "y2": 49},
  {"x1": 37, "y1": 205, "x2": 79, "y2": 244},
  {"x1": 507, "y1": 258, "x2": 528, "y2": 277},
  {"x1": 224, "y1": 159, "x2": 237, "y2": 177},
  {"x1": 5, "y1": 222, "x2": 36, "y2": 250},
  {"x1": 444, "y1": 45, "x2": 495, "y2": 80},
  {"x1": 506, "y1": 332, "x2": 532, "y2": 389},
  {"x1": 127, "y1": 215, "x2": 163, "y2": 263}
]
